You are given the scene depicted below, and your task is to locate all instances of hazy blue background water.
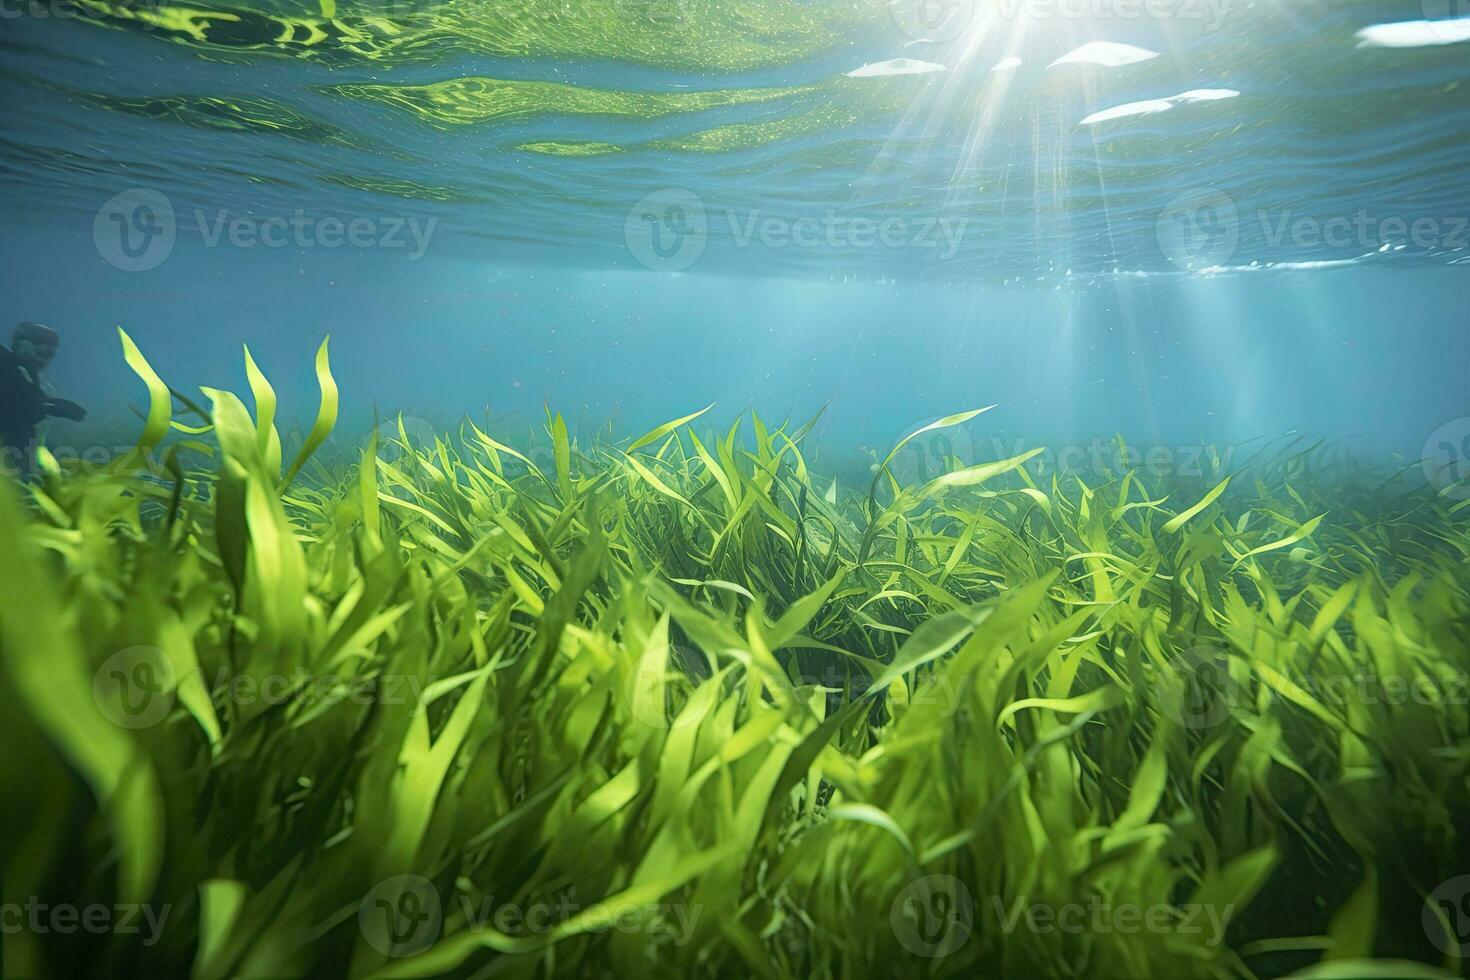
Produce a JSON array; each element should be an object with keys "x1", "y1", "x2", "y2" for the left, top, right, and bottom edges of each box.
[{"x1": 0, "y1": 0, "x2": 1466, "y2": 468}]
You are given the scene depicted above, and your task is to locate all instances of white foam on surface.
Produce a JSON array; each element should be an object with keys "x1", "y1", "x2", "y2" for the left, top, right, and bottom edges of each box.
[
  {"x1": 1048, "y1": 41, "x2": 1160, "y2": 69},
  {"x1": 1081, "y1": 99, "x2": 1176, "y2": 125},
  {"x1": 1210, "y1": 257, "x2": 1367, "y2": 273},
  {"x1": 1355, "y1": 17, "x2": 1470, "y2": 48},
  {"x1": 1172, "y1": 89, "x2": 1241, "y2": 103},
  {"x1": 846, "y1": 58, "x2": 948, "y2": 78},
  {"x1": 1080, "y1": 88, "x2": 1239, "y2": 125},
  {"x1": 1114, "y1": 255, "x2": 1369, "y2": 281}
]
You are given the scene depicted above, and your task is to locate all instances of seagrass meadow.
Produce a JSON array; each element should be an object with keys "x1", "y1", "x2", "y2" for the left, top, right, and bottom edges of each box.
[
  {"x1": 0, "y1": 332, "x2": 1466, "y2": 979},
  {"x1": 6, "y1": 0, "x2": 1470, "y2": 974}
]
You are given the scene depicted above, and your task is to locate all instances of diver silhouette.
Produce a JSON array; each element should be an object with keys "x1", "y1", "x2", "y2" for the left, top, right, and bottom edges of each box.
[{"x1": 1, "y1": 322, "x2": 87, "y2": 475}]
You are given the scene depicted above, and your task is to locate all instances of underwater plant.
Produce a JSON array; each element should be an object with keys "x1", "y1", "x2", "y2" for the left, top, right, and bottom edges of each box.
[{"x1": 1, "y1": 333, "x2": 1467, "y2": 979}]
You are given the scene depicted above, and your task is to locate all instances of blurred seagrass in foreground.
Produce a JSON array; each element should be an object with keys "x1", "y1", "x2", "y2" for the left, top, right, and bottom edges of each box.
[{"x1": 1, "y1": 331, "x2": 1468, "y2": 979}]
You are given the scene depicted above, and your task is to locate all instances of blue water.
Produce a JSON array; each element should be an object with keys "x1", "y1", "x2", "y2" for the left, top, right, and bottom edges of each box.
[{"x1": 0, "y1": 0, "x2": 1466, "y2": 464}]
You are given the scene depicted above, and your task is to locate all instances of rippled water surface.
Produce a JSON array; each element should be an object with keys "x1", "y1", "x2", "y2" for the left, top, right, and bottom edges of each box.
[{"x1": 4, "y1": 0, "x2": 1470, "y2": 282}]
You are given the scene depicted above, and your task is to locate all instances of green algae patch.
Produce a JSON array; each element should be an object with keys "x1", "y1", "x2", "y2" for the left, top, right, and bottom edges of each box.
[
  {"x1": 90, "y1": 91, "x2": 369, "y2": 148},
  {"x1": 501, "y1": 74, "x2": 948, "y2": 158},
  {"x1": 324, "y1": 76, "x2": 817, "y2": 130},
  {"x1": 321, "y1": 173, "x2": 485, "y2": 202},
  {"x1": 517, "y1": 140, "x2": 626, "y2": 157},
  {"x1": 66, "y1": 0, "x2": 887, "y2": 72}
]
